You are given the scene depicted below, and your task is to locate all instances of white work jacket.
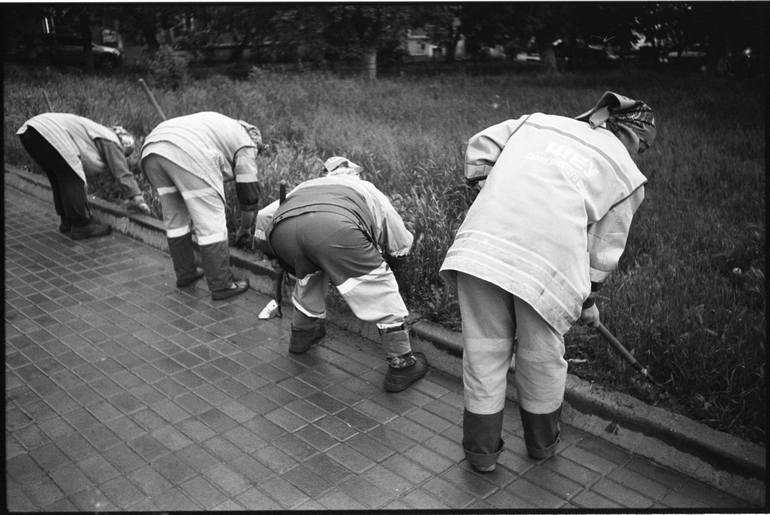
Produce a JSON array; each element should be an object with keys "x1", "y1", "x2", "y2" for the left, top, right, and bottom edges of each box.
[
  {"x1": 141, "y1": 111, "x2": 259, "y2": 204},
  {"x1": 440, "y1": 113, "x2": 646, "y2": 334},
  {"x1": 17, "y1": 113, "x2": 125, "y2": 183}
]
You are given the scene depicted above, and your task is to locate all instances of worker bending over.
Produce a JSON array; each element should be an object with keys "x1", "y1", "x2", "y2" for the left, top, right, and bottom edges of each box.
[
  {"x1": 17, "y1": 112, "x2": 150, "y2": 239},
  {"x1": 255, "y1": 156, "x2": 428, "y2": 393},
  {"x1": 440, "y1": 92, "x2": 656, "y2": 471},
  {"x1": 141, "y1": 111, "x2": 261, "y2": 300}
]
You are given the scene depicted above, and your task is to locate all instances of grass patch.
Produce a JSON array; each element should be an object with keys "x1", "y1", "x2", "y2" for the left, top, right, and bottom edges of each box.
[{"x1": 4, "y1": 63, "x2": 764, "y2": 444}]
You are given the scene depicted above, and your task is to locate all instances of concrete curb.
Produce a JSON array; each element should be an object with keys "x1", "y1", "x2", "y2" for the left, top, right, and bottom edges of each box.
[{"x1": 5, "y1": 165, "x2": 766, "y2": 506}]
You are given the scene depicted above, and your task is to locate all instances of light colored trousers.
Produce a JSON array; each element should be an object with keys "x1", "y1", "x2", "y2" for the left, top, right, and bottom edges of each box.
[
  {"x1": 141, "y1": 154, "x2": 228, "y2": 245},
  {"x1": 457, "y1": 272, "x2": 567, "y2": 415}
]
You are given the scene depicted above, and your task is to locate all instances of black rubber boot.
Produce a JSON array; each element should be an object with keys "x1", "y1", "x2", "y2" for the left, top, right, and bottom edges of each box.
[
  {"x1": 520, "y1": 405, "x2": 562, "y2": 460},
  {"x1": 200, "y1": 241, "x2": 249, "y2": 300},
  {"x1": 289, "y1": 322, "x2": 326, "y2": 354},
  {"x1": 463, "y1": 409, "x2": 505, "y2": 472},
  {"x1": 59, "y1": 217, "x2": 71, "y2": 234},
  {"x1": 69, "y1": 220, "x2": 110, "y2": 240},
  {"x1": 384, "y1": 352, "x2": 428, "y2": 392},
  {"x1": 168, "y1": 233, "x2": 204, "y2": 287}
]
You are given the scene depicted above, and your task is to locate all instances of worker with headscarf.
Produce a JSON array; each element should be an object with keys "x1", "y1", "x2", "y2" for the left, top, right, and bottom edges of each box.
[
  {"x1": 16, "y1": 112, "x2": 151, "y2": 240},
  {"x1": 440, "y1": 91, "x2": 656, "y2": 471},
  {"x1": 254, "y1": 156, "x2": 428, "y2": 393},
  {"x1": 140, "y1": 111, "x2": 261, "y2": 300}
]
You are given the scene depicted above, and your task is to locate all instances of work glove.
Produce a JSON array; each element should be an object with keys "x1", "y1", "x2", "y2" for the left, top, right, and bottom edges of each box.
[
  {"x1": 128, "y1": 194, "x2": 151, "y2": 215},
  {"x1": 234, "y1": 209, "x2": 257, "y2": 250}
]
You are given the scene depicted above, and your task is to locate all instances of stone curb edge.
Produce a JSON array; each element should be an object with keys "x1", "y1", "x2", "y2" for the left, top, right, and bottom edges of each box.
[{"x1": 6, "y1": 165, "x2": 766, "y2": 504}]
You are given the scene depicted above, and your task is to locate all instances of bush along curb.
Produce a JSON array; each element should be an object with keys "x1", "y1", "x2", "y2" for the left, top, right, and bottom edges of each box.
[{"x1": 5, "y1": 165, "x2": 765, "y2": 506}]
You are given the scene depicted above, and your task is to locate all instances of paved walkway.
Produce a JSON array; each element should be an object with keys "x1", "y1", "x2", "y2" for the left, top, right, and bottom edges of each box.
[{"x1": 4, "y1": 182, "x2": 753, "y2": 511}]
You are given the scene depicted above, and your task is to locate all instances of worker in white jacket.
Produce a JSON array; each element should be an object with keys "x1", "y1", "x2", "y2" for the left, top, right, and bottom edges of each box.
[
  {"x1": 440, "y1": 91, "x2": 656, "y2": 471},
  {"x1": 258, "y1": 156, "x2": 428, "y2": 393},
  {"x1": 140, "y1": 112, "x2": 261, "y2": 300},
  {"x1": 17, "y1": 113, "x2": 150, "y2": 240}
]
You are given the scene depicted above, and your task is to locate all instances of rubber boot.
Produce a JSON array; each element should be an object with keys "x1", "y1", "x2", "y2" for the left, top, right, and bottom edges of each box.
[
  {"x1": 59, "y1": 217, "x2": 71, "y2": 234},
  {"x1": 69, "y1": 220, "x2": 111, "y2": 240},
  {"x1": 200, "y1": 240, "x2": 249, "y2": 300},
  {"x1": 168, "y1": 233, "x2": 204, "y2": 287},
  {"x1": 520, "y1": 405, "x2": 562, "y2": 460},
  {"x1": 463, "y1": 409, "x2": 505, "y2": 473}
]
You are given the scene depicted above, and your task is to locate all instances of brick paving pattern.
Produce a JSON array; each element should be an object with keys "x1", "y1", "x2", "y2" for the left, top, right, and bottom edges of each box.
[{"x1": 4, "y1": 183, "x2": 753, "y2": 510}]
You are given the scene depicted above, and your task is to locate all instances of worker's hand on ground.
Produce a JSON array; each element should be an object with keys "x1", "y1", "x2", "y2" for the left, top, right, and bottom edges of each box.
[
  {"x1": 128, "y1": 194, "x2": 151, "y2": 215},
  {"x1": 579, "y1": 303, "x2": 601, "y2": 328}
]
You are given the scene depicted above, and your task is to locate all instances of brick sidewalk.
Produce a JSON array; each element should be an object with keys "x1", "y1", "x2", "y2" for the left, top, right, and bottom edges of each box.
[{"x1": 4, "y1": 183, "x2": 752, "y2": 510}]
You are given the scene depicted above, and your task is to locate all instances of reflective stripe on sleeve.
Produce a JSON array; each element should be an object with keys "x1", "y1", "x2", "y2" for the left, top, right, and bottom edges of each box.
[
  {"x1": 157, "y1": 186, "x2": 179, "y2": 195},
  {"x1": 166, "y1": 226, "x2": 191, "y2": 238}
]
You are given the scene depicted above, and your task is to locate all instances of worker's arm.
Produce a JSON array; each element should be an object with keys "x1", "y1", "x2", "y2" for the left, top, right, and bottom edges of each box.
[
  {"x1": 96, "y1": 138, "x2": 150, "y2": 214},
  {"x1": 582, "y1": 185, "x2": 645, "y2": 326},
  {"x1": 232, "y1": 147, "x2": 261, "y2": 247},
  {"x1": 465, "y1": 115, "x2": 529, "y2": 186}
]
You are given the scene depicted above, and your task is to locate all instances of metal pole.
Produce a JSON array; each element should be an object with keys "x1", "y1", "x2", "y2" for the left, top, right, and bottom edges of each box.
[
  {"x1": 138, "y1": 78, "x2": 167, "y2": 121},
  {"x1": 43, "y1": 91, "x2": 54, "y2": 111}
]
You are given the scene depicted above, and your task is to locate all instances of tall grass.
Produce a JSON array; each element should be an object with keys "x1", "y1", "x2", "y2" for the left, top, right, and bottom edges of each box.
[{"x1": 4, "y1": 63, "x2": 764, "y2": 443}]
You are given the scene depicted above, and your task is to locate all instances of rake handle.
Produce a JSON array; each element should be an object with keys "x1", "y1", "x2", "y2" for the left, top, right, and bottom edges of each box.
[
  {"x1": 138, "y1": 78, "x2": 167, "y2": 121},
  {"x1": 596, "y1": 321, "x2": 665, "y2": 389}
]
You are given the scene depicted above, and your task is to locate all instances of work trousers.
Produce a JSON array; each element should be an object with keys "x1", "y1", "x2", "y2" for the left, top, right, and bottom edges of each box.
[
  {"x1": 270, "y1": 211, "x2": 411, "y2": 358},
  {"x1": 141, "y1": 154, "x2": 227, "y2": 244},
  {"x1": 457, "y1": 272, "x2": 566, "y2": 464},
  {"x1": 19, "y1": 127, "x2": 90, "y2": 226}
]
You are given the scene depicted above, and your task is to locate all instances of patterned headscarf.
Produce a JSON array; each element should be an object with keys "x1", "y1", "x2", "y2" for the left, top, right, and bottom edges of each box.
[
  {"x1": 576, "y1": 91, "x2": 656, "y2": 153},
  {"x1": 238, "y1": 120, "x2": 263, "y2": 150},
  {"x1": 320, "y1": 156, "x2": 363, "y2": 177},
  {"x1": 111, "y1": 126, "x2": 136, "y2": 156}
]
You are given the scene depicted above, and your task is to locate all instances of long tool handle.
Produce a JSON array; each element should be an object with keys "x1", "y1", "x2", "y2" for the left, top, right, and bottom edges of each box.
[
  {"x1": 138, "y1": 78, "x2": 167, "y2": 121},
  {"x1": 273, "y1": 181, "x2": 288, "y2": 317},
  {"x1": 596, "y1": 322, "x2": 665, "y2": 389},
  {"x1": 43, "y1": 91, "x2": 54, "y2": 111}
]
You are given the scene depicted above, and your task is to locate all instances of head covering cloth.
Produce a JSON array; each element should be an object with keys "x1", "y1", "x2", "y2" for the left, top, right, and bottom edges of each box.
[
  {"x1": 111, "y1": 125, "x2": 136, "y2": 156},
  {"x1": 238, "y1": 120, "x2": 263, "y2": 150},
  {"x1": 576, "y1": 91, "x2": 656, "y2": 153},
  {"x1": 321, "y1": 156, "x2": 363, "y2": 177}
]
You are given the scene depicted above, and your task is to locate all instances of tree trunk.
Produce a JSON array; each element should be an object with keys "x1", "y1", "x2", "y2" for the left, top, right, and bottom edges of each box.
[
  {"x1": 80, "y1": 12, "x2": 94, "y2": 72},
  {"x1": 361, "y1": 48, "x2": 377, "y2": 80},
  {"x1": 540, "y1": 43, "x2": 559, "y2": 74}
]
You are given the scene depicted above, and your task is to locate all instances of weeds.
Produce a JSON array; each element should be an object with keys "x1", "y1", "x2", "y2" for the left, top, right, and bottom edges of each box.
[{"x1": 3, "y1": 64, "x2": 764, "y2": 444}]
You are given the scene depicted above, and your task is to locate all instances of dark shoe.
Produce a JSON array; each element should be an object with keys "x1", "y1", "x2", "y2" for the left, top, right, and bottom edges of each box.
[
  {"x1": 59, "y1": 218, "x2": 71, "y2": 233},
  {"x1": 177, "y1": 267, "x2": 205, "y2": 288},
  {"x1": 289, "y1": 323, "x2": 326, "y2": 354},
  {"x1": 384, "y1": 352, "x2": 428, "y2": 392},
  {"x1": 211, "y1": 279, "x2": 249, "y2": 300},
  {"x1": 69, "y1": 221, "x2": 110, "y2": 240}
]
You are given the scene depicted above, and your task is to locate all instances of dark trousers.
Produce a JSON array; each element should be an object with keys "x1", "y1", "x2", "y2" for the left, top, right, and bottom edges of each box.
[{"x1": 19, "y1": 127, "x2": 90, "y2": 226}]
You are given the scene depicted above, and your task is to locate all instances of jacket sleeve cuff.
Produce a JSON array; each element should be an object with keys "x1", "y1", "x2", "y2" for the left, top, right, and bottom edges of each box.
[{"x1": 236, "y1": 182, "x2": 260, "y2": 211}]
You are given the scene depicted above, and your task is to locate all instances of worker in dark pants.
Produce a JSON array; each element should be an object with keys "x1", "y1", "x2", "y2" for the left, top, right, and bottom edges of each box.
[
  {"x1": 16, "y1": 113, "x2": 150, "y2": 240},
  {"x1": 440, "y1": 91, "x2": 656, "y2": 472},
  {"x1": 256, "y1": 156, "x2": 428, "y2": 393},
  {"x1": 140, "y1": 111, "x2": 261, "y2": 299}
]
